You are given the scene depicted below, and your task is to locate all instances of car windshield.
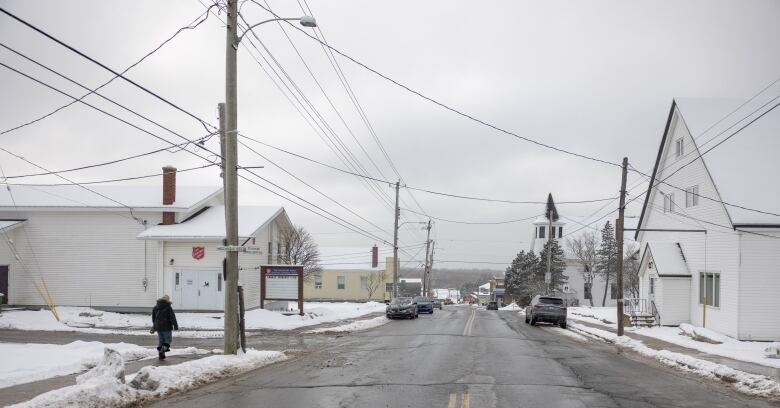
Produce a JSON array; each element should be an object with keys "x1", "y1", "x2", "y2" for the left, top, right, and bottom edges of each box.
[
  {"x1": 415, "y1": 297, "x2": 430, "y2": 303},
  {"x1": 391, "y1": 298, "x2": 412, "y2": 305},
  {"x1": 539, "y1": 297, "x2": 564, "y2": 305}
]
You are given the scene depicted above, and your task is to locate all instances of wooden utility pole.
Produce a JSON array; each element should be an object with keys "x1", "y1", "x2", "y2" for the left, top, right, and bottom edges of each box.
[
  {"x1": 616, "y1": 157, "x2": 628, "y2": 337},
  {"x1": 546, "y1": 208, "x2": 553, "y2": 294},
  {"x1": 428, "y1": 240, "x2": 436, "y2": 295},
  {"x1": 392, "y1": 181, "x2": 400, "y2": 298},
  {"x1": 422, "y1": 219, "x2": 432, "y2": 296},
  {"x1": 223, "y1": 0, "x2": 240, "y2": 355}
]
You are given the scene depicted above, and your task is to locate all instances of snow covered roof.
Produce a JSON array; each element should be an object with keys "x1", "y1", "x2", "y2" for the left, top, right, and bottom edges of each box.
[
  {"x1": 400, "y1": 278, "x2": 422, "y2": 283},
  {"x1": 0, "y1": 219, "x2": 26, "y2": 232},
  {"x1": 674, "y1": 98, "x2": 780, "y2": 225},
  {"x1": 0, "y1": 184, "x2": 222, "y2": 212},
  {"x1": 642, "y1": 242, "x2": 690, "y2": 277},
  {"x1": 137, "y1": 205, "x2": 287, "y2": 241}
]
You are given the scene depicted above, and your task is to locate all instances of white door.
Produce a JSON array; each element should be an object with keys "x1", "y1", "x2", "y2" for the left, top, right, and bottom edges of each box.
[
  {"x1": 197, "y1": 270, "x2": 219, "y2": 310},
  {"x1": 181, "y1": 271, "x2": 199, "y2": 309}
]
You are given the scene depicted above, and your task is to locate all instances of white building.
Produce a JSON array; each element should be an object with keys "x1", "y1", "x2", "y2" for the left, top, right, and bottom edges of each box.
[
  {"x1": 635, "y1": 98, "x2": 780, "y2": 340},
  {"x1": 529, "y1": 195, "x2": 615, "y2": 307},
  {"x1": 0, "y1": 167, "x2": 292, "y2": 312}
]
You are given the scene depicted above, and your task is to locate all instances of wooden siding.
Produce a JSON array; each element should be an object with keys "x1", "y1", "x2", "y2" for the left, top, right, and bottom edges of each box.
[
  {"x1": 638, "y1": 110, "x2": 740, "y2": 337},
  {"x1": 737, "y1": 229, "x2": 780, "y2": 340},
  {"x1": 0, "y1": 211, "x2": 161, "y2": 308}
]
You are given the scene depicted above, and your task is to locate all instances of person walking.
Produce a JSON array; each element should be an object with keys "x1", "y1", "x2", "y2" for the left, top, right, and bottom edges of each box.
[{"x1": 150, "y1": 295, "x2": 178, "y2": 359}]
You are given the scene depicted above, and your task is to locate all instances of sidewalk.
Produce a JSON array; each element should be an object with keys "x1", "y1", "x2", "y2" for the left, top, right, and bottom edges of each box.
[
  {"x1": 0, "y1": 354, "x2": 207, "y2": 407},
  {"x1": 570, "y1": 319, "x2": 780, "y2": 380}
]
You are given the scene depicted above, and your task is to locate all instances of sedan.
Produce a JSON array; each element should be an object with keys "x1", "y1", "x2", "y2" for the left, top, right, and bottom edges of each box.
[
  {"x1": 414, "y1": 296, "x2": 434, "y2": 314},
  {"x1": 386, "y1": 297, "x2": 418, "y2": 319},
  {"x1": 431, "y1": 299, "x2": 443, "y2": 309}
]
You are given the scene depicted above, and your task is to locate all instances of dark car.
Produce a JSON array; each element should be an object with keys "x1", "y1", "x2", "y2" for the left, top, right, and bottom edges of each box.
[
  {"x1": 386, "y1": 297, "x2": 418, "y2": 319},
  {"x1": 431, "y1": 299, "x2": 443, "y2": 310},
  {"x1": 486, "y1": 301, "x2": 499, "y2": 310},
  {"x1": 525, "y1": 295, "x2": 567, "y2": 328},
  {"x1": 414, "y1": 296, "x2": 434, "y2": 314}
]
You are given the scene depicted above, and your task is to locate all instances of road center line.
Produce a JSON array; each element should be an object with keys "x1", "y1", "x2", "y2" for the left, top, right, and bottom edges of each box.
[
  {"x1": 447, "y1": 393, "x2": 456, "y2": 408},
  {"x1": 461, "y1": 392, "x2": 470, "y2": 408},
  {"x1": 462, "y1": 308, "x2": 476, "y2": 336}
]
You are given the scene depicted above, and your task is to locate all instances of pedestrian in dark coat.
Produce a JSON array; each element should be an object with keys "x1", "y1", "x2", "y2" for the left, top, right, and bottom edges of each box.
[{"x1": 150, "y1": 294, "x2": 178, "y2": 359}]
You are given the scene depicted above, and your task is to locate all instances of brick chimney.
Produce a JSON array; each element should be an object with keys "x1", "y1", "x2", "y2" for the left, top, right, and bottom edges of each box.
[{"x1": 162, "y1": 165, "x2": 177, "y2": 225}]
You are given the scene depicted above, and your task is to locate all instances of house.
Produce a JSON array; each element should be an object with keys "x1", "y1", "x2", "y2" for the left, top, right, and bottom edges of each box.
[
  {"x1": 529, "y1": 195, "x2": 615, "y2": 307},
  {"x1": 489, "y1": 276, "x2": 512, "y2": 305},
  {"x1": 0, "y1": 166, "x2": 293, "y2": 312},
  {"x1": 477, "y1": 282, "x2": 491, "y2": 305},
  {"x1": 635, "y1": 97, "x2": 780, "y2": 340},
  {"x1": 303, "y1": 253, "x2": 395, "y2": 302}
]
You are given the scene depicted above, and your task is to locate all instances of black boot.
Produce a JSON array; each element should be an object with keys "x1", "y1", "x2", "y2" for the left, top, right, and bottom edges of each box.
[{"x1": 163, "y1": 343, "x2": 171, "y2": 353}]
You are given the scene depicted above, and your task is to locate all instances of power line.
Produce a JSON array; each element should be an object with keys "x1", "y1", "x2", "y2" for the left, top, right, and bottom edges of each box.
[
  {"x1": 402, "y1": 208, "x2": 541, "y2": 225},
  {"x1": 2, "y1": 164, "x2": 216, "y2": 186}
]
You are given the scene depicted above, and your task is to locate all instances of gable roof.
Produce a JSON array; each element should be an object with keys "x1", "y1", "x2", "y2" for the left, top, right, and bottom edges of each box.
[
  {"x1": 635, "y1": 97, "x2": 780, "y2": 238},
  {"x1": 642, "y1": 242, "x2": 690, "y2": 277},
  {"x1": 0, "y1": 184, "x2": 222, "y2": 212},
  {"x1": 137, "y1": 205, "x2": 288, "y2": 241}
]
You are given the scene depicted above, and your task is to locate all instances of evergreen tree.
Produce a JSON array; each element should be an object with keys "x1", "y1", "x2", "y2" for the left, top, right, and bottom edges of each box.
[
  {"x1": 539, "y1": 238, "x2": 568, "y2": 293},
  {"x1": 596, "y1": 221, "x2": 619, "y2": 306},
  {"x1": 505, "y1": 250, "x2": 544, "y2": 305}
]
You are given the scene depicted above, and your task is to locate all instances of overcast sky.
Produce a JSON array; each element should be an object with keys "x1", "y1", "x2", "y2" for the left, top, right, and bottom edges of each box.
[{"x1": 1, "y1": 0, "x2": 779, "y2": 271}]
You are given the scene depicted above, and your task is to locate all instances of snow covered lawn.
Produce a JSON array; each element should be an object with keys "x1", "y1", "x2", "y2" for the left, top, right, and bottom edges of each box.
[
  {"x1": 499, "y1": 302, "x2": 522, "y2": 311},
  {"x1": 9, "y1": 348, "x2": 285, "y2": 408},
  {"x1": 306, "y1": 315, "x2": 389, "y2": 333},
  {"x1": 0, "y1": 341, "x2": 203, "y2": 389},
  {"x1": 567, "y1": 306, "x2": 780, "y2": 369},
  {"x1": 568, "y1": 322, "x2": 780, "y2": 398},
  {"x1": 0, "y1": 302, "x2": 386, "y2": 337}
]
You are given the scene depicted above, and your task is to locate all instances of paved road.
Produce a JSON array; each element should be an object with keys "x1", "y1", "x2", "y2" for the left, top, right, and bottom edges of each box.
[{"x1": 150, "y1": 305, "x2": 778, "y2": 408}]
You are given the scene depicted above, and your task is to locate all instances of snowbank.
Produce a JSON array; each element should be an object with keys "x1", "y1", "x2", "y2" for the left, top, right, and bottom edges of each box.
[
  {"x1": 0, "y1": 341, "x2": 203, "y2": 389},
  {"x1": 9, "y1": 349, "x2": 285, "y2": 408},
  {"x1": 568, "y1": 322, "x2": 780, "y2": 398},
  {"x1": 678, "y1": 323, "x2": 728, "y2": 344},
  {"x1": 306, "y1": 315, "x2": 389, "y2": 333},
  {"x1": 0, "y1": 302, "x2": 386, "y2": 337},
  {"x1": 499, "y1": 302, "x2": 521, "y2": 311}
]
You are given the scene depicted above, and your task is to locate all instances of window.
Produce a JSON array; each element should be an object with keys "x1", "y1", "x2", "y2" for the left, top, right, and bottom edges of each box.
[
  {"x1": 699, "y1": 272, "x2": 720, "y2": 307},
  {"x1": 551, "y1": 226, "x2": 556, "y2": 238},
  {"x1": 175, "y1": 272, "x2": 180, "y2": 286},
  {"x1": 267, "y1": 242, "x2": 273, "y2": 264},
  {"x1": 277, "y1": 242, "x2": 282, "y2": 263},
  {"x1": 360, "y1": 276, "x2": 368, "y2": 290},
  {"x1": 314, "y1": 275, "x2": 322, "y2": 289},
  {"x1": 610, "y1": 283, "x2": 618, "y2": 300},
  {"x1": 337, "y1": 276, "x2": 345, "y2": 290},
  {"x1": 584, "y1": 282, "x2": 592, "y2": 299},
  {"x1": 649, "y1": 277, "x2": 655, "y2": 295},
  {"x1": 538, "y1": 226, "x2": 545, "y2": 239},
  {"x1": 685, "y1": 185, "x2": 699, "y2": 208},
  {"x1": 675, "y1": 138, "x2": 684, "y2": 157},
  {"x1": 386, "y1": 283, "x2": 394, "y2": 293},
  {"x1": 558, "y1": 226, "x2": 563, "y2": 238},
  {"x1": 218, "y1": 273, "x2": 222, "y2": 292},
  {"x1": 664, "y1": 193, "x2": 675, "y2": 212}
]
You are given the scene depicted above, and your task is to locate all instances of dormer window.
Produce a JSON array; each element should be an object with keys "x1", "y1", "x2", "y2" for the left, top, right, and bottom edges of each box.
[{"x1": 675, "y1": 138, "x2": 684, "y2": 158}]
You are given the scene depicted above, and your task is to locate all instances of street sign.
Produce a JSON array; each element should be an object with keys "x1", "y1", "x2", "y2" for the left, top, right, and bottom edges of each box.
[
  {"x1": 260, "y1": 265, "x2": 304, "y2": 315},
  {"x1": 217, "y1": 245, "x2": 262, "y2": 253}
]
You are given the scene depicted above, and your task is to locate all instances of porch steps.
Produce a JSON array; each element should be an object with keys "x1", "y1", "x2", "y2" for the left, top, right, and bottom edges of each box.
[{"x1": 630, "y1": 314, "x2": 657, "y2": 327}]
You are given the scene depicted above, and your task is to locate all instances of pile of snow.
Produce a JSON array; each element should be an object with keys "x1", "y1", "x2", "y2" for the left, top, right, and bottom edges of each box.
[
  {"x1": 568, "y1": 322, "x2": 780, "y2": 398},
  {"x1": 499, "y1": 303, "x2": 521, "y2": 311},
  {"x1": 567, "y1": 307, "x2": 618, "y2": 326},
  {"x1": 0, "y1": 302, "x2": 386, "y2": 336},
  {"x1": 678, "y1": 323, "x2": 729, "y2": 344},
  {"x1": 765, "y1": 343, "x2": 780, "y2": 359},
  {"x1": 9, "y1": 348, "x2": 285, "y2": 408},
  {"x1": 0, "y1": 341, "x2": 203, "y2": 389},
  {"x1": 306, "y1": 315, "x2": 389, "y2": 333}
]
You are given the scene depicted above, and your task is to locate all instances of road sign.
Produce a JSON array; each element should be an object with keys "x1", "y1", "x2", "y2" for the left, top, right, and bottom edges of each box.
[{"x1": 217, "y1": 245, "x2": 262, "y2": 253}]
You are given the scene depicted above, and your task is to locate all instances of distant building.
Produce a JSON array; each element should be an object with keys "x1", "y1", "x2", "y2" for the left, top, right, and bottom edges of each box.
[{"x1": 303, "y1": 252, "x2": 395, "y2": 302}]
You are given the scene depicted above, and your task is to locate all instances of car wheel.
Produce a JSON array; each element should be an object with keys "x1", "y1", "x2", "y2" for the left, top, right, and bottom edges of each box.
[
  {"x1": 530, "y1": 316, "x2": 537, "y2": 326},
  {"x1": 524, "y1": 315, "x2": 529, "y2": 324},
  {"x1": 560, "y1": 321, "x2": 567, "y2": 329}
]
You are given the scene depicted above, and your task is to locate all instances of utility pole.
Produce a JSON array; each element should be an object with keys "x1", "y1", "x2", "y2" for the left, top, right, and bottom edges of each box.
[
  {"x1": 616, "y1": 157, "x2": 628, "y2": 336},
  {"x1": 428, "y1": 240, "x2": 436, "y2": 296},
  {"x1": 422, "y1": 219, "x2": 431, "y2": 296},
  {"x1": 392, "y1": 181, "x2": 400, "y2": 298},
  {"x1": 223, "y1": 0, "x2": 239, "y2": 355},
  {"x1": 545, "y1": 208, "x2": 553, "y2": 294}
]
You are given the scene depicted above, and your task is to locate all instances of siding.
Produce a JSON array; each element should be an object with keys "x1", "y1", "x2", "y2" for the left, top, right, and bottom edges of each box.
[
  {"x1": 638, "y1": 111, "x2": 741, "y2": 337},
  {"x1": 0, "y1": 211, "x2": 161, "y2": 308},
  {"x1": 563, "y1": 262, "x2": 615, "y2": 307},
  {"x1": 304, "y1": 269, "x2": 389, "y2": 301},
  {"x1": 737, "y1": 229, "x2": 780, "y2": 340}
]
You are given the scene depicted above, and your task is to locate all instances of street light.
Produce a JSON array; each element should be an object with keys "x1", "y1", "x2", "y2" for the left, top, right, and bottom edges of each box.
[{"x1": 222, "y1": 1, "x2": 317, "y2": 355}]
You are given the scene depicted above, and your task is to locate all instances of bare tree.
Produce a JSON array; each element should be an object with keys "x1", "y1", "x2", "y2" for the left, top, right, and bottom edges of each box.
[
  {"x1": 365, "y1": 270, "x2": 386, "y2": 300},
  {"x1": 623, "y1": 242, "x2": 641, "y2": 298},
  {"x1": 277, "y1": 225, "x2": 322, "y2": 281},
  {"x1": 566, "y1": 231, "x2": 599, "y2": 306}
]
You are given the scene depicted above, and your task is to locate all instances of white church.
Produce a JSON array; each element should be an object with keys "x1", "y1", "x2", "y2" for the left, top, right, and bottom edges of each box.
[{"x1": 528, "y1": 194, "x2": 616, "y2": 307}]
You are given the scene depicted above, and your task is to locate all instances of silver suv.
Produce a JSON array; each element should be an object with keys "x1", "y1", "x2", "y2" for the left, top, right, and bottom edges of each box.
[{"x1": 525, "y1": 295, "x2": 567, "y2": 328}]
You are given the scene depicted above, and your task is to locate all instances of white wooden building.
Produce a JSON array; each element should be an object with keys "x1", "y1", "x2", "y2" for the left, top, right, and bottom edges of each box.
[
  {"x1": 635, "y1": 97, "x2": 780, "y2": 340},
  {"x1": 0, "y1": 167, "x2": 293, "y2": 311}
]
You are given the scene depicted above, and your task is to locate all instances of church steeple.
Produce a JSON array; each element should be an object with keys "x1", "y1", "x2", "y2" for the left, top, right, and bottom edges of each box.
[
  {"x1": 530, "y1": 193, "x2": 566, "y2": 254},
  {"x1": 545, "y1": 193, "x2": 559, "y2": 221}
]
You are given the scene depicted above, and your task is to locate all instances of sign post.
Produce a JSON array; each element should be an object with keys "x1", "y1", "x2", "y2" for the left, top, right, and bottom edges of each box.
[{"x1": 260, "y1": 265, "x2": 304, "y2": 316}]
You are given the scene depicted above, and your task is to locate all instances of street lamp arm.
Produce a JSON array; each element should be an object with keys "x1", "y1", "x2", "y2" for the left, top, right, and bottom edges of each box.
[{"x1": 234, "y1": 15, "x2": 316, "y2": 48}]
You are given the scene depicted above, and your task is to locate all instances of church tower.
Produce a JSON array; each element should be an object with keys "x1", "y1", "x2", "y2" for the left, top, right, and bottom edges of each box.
[{"x1": 530, "y1": 193, "x2": 566, "y2": 254}]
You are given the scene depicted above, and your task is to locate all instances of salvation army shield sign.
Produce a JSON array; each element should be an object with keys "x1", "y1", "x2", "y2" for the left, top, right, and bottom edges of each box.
[{"x1": 192, "y1": 246, "x2": 205, "y2": 260}]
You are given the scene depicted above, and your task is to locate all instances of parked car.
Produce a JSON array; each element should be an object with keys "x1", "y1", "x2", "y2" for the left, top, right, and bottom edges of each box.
[
  {"x1": 486, "y1": 301, "x2": 499, "y2": 310},
  {"x1": 431, "y1": 299, "x2": 443, "y2": 309},
  {"x1": 414, "y1": 296, "x2": 434, "y2": 314},
  {"x1": 386, "y1": 297, "x2": 418, "y2": 319},
  {"x1": 525, "y1": 295, "x2": 567, "y2": 328},
  {"x1": 444, "y1": 298, "x2": 454, "y2": 305}
]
